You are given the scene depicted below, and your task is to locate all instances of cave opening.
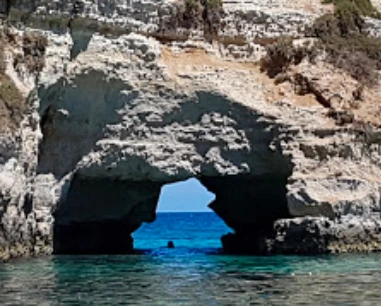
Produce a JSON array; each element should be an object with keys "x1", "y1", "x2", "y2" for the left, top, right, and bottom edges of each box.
[
  {"x1": 52, "y1": 173, "x2": 291, "y2": 255},
  {"x1": 133, "y1": 178, "x2": 232, "y2": 252}
]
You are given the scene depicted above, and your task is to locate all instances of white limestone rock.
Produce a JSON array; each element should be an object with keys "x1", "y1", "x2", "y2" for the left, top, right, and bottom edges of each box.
[{"x1": 0, "y1": 0, "x2": 381, "y2": 258}]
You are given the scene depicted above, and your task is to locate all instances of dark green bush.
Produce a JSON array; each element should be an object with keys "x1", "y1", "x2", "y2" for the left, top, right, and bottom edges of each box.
[
  {"x1": 311, "y1": 0, "x2": 379, "y2": 37},
  {"x1": 335, "y1": 1, "x2": 364, "y2": 35},
  {"x1": 202, "y1": 0, "x2": 223, "y2": 37},
  {"x1": 261, "y1": 0, "x2": 381, "y2": 86},
  {"x1": 172, "y1": 0, "x2": 223, "y2": 38},
  {"x1": 323, "y1": 0, "x2": 380, "y2": 18},
  {"x1": 310, "y1": 14, "x2": 337, "y2": 37},
  {"x1": 180, "y1": 0, "x2": 204, "y2": 29},
  {"x1": 304, "y1": 0, "x2": 381, "y2": 85},
  {"x1": 321, "y1": 0, "x2": 380, "y2": 35},
  {"x1": 260, "y1": 38, "x2": 317, "y2": 78},
  {"x1": 259, "y1": 38, "x2": 294, "y2": 77}
]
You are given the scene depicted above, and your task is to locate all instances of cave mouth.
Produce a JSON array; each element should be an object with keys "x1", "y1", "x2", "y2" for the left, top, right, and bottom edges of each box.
[
  {"x1": 132, "y1": 178, "x2": 232, "y2": 252},
  {"x1": 52, "y1": 174, "x2": 291, "y2": 255}
]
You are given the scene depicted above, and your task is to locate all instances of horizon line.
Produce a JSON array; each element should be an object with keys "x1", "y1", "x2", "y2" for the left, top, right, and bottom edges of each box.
[{"x1": 157, "y1": 210, "x2": 213, "y2": 213}]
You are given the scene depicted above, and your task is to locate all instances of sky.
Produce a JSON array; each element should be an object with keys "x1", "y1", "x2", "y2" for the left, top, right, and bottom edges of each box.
[{"x1": 156, "y1": 178, "x2": 215, "y2": 212}]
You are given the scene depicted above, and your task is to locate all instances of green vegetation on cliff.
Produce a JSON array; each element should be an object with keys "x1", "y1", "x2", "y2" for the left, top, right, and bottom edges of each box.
[
  {"x1": 260, "y1": 0, "x2": 381, "y2": 86},
  {"x1": 323, "y1": 0, "x2": 380, "y2": 19},
  {"x1": 159, "y1": 0, "x2": 223, "y2": 40},
  {"x1": 180, "y1": 0, "x2": 223, "y2": 34},
  {"x1": 311, "y1": 0, "x2": 381, "y2": 85}
]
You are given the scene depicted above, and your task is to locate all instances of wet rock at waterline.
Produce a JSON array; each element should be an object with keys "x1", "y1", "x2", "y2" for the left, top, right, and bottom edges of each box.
[{"x1": 0, "y1": 0, "x2": 381, "y2": 260}]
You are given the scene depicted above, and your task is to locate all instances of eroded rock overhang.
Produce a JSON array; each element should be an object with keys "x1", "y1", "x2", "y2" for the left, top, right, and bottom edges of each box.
[{"x1": 36, "y1": 47, "x2": 295, "y2": 253}]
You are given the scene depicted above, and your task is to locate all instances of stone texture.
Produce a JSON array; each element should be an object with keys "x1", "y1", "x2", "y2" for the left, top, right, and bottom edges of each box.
[
  {"x1": 0, "y1": 96, "x2": 52, "y2": 261},
  {"x1": 271, "y1": 216, "x2": 381, "y2": 254},
  {"x1": 0, "y1": 0, "x2": 380, "y2": 259}
]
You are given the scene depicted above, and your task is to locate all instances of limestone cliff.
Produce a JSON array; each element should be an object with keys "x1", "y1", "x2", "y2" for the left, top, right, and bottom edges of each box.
[{"x1": 0, "y1": 0, "x2": 381, "y2": 260}]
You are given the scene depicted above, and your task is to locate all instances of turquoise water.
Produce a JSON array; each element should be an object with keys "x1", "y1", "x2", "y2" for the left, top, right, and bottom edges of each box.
[
  {"x1": 133, "y1": 212, "x2": 230, "y2": 250},
  {"x1": 1, "y1": 213, "x2": 381, "y2": 305}
]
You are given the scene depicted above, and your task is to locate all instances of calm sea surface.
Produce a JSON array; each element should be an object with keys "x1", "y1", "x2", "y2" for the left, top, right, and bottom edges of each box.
[{"x1": 1, "y1": 212, "x2": 381, "y2": 305}]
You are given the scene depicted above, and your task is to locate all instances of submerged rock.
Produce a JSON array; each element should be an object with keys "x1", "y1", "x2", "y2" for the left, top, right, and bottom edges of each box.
[{"x1": 0, "y1": 0, "x2": 380, "y2": 260}]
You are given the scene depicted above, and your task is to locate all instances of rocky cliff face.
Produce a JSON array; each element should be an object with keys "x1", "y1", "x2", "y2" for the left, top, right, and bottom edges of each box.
[{"x1": 0, "y1": 0, "x2": 381, "y2": 260}]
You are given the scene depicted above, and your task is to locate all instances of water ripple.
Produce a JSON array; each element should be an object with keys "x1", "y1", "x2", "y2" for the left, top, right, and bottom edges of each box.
[{"x1": 1, "y1": 253, "x2": 381, "y2": 305}]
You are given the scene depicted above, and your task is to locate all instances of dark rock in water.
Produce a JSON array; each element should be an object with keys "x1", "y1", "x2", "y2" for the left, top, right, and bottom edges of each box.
[
  {"x1": 167, "y1": 241, "x2": 175, "y2": 248},
  {"x1": 221, "y1": 216, "x2": 381, "y2": 255},
  {"x1": 53, "y1": 219, "x2": 135, "y2": 255},
  {"x1": 221, "y1": 232, "x2": 268, "y2": 255},
  {"x1": 269, "y1": 216, "x2": 381, "y2": 254}
]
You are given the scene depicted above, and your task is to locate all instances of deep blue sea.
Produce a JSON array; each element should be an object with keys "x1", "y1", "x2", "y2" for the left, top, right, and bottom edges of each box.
[
  {"x1": 2, "y1": 212, "x2": 381, "y2": 305},
  {"x1": 133, "y1": 212, "x2": 229, "y2": 250}
]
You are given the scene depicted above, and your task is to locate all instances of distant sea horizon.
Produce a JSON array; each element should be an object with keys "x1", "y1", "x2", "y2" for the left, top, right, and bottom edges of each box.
[
  {"x1": 133, "y1": 211, "x2": 230, "y2": 250},
  {"x1": 156, "y1": 210, "x2": 214, "y2": 213}
]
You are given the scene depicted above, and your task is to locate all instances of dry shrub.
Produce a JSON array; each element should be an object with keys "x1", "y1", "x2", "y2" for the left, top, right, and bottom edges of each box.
[
  {"x1": 202, "y1": 0, "x2": 224, "y2": 37},
  {"x1": 253, "y1": 36, "x2": 295, "y2": 47},
  {"x1": 21, "y1": 32, "x2": 48, "y2": 73},
  {"x1": 0, "y1": 38, "x2": 6, "y2": 73},
  {"x1": 334, "y1": 52, "x2": 378, "y2": 86},
  {"x1": 322, "y1": 34, "x2": 381, "y2": 85},
  {"x1": 0, "y1": 28, "x2": 25, "y2": 132},
  {"x1": 266, "y1": 0, "x2": 381, "y2": 86},
  {"x1": 323, "y1": 0, "x2": 380, "y2": 18},
  {"x1": 259, "y1": 38, "x2": 295, "y2": 77},
  {"x1": 307, "y1": 14, "x2": 342, "y2": 38},
  {"x1": 307, "y1": 0, "x2": 381, "y2": 86},
  {"x1": 0, "y1": 73, "x2": 25, "y2": 132},
  {"x1": 260, "y1": 38, "x2": 317, "y2": 78},
  {"x1": 164, "y1": 0, "x2": 224, "y2": 39},
  {"x1": 311, "y1": 0, "x2": 378, "y2": 36},
  {"x1": 3, "y1": 27, "x2": 17, "y2": 46},
  {"x1": 0, "y1": 53, "x2": 25, "y2": 131},
  {"x1": 0, "y1": 74, "x2": 24, "y2": 115},
  {"x1": 180, "y1": 0, "x2": 204, "y2": 29},
  {"x1": 219, "y1": 34, "x2": 247, "y2": 47}
]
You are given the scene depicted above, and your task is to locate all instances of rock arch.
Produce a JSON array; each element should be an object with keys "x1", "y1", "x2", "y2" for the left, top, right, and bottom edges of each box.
[{"x1": 36, "y1": 51, "x2": 294, "y2": 254}]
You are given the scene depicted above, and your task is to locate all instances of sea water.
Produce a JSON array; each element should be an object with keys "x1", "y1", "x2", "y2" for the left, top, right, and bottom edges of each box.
[{"x1": 1, "y1": 212, "x2": 381, "y2": 305}]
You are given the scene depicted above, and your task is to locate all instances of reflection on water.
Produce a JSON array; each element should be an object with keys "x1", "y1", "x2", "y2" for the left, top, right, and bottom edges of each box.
[{"x1": 1, "y1": 250, "x2": 381, "y2": 305}]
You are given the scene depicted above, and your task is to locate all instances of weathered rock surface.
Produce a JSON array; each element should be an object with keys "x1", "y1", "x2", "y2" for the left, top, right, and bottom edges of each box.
[
  {"x1": 0, "y1": 0, "x2": 381, "y2": 260},
  {"x1": 0, "y1": 67, "x2": 52, "y2": 261}
]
